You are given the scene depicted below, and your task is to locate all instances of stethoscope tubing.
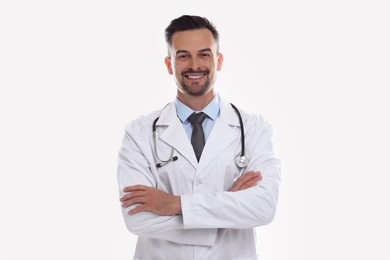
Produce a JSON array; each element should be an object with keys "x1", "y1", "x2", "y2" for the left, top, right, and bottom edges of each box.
[
  {"x1": 230, "y1": 103, "x2": 245, "y2": 158},
  {"x1": 152, "y1": 103, "x2": 248, "y2": 168}
]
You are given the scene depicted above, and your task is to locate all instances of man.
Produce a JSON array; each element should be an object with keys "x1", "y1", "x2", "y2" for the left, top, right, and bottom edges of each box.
[{"x1": 118, "y1": 15, "x2": 281, "y2": 260}]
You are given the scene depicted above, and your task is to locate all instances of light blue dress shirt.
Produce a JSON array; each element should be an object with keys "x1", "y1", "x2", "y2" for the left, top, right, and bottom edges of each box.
[{"x1": 175, "y1": 95, "x2": 220, "y2": 141}]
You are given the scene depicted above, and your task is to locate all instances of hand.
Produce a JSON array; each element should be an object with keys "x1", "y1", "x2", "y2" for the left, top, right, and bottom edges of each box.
[
  {"x1": 120, "y1": 185, "x2": 182, "y2": 216},
  {"x1": 229, "y1": 171, "x2": 262, "y2": 192}
]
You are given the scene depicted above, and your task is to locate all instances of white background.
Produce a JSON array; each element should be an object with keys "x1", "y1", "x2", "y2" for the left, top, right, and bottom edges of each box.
[{"x1": 1, "y1": 0, "x2": 389, "y2": 259}]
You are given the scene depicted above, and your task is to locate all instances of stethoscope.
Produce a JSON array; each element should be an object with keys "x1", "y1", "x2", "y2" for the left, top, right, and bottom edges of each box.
[{"x1": 152, "y1": 103, "x2": 250, "y2": 168}]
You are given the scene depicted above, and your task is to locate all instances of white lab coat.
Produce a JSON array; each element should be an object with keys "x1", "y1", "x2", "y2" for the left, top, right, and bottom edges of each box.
[{"x1": 117, "y1": 95, "x2": 281, "y2": 260}]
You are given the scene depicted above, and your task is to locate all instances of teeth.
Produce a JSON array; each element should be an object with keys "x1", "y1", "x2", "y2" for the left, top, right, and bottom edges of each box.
[{"x1": 188, "y1": 75, "x2": 203, "y2": 79}]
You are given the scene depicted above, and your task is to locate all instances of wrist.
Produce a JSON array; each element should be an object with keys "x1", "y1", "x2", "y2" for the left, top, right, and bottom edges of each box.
[{"x1": 175, "y1": 195, "x2": 182, "y2": 215}]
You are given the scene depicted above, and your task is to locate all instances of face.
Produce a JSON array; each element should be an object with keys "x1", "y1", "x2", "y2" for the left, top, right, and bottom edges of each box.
[{"x1": 165, "y1": 29, "x2": 223, "y2": 98}]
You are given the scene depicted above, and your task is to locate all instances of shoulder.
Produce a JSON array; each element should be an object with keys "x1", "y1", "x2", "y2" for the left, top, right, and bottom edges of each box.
[
  {"x1": 124, "y1": 109, "x2": 161, "y2": 134},
  {"x1": 219, "y1": 95, "x2": 271, "y2": 131},
  {"x1": 241, "y1": 109, "x2": 270, "y2": 128},
  {"x1": 239, "y1": 109, "x2": 272, "y2": 135}
]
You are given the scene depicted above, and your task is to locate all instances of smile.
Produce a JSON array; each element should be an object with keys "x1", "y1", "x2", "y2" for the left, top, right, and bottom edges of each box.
[{"x1": 184, "y1": 73, "x2": 207, "y2": 80}]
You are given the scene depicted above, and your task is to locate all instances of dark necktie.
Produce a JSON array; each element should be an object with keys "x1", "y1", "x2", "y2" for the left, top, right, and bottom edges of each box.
[{"x1": 188, "y1": 112, "x2": 208, "y2": 162}]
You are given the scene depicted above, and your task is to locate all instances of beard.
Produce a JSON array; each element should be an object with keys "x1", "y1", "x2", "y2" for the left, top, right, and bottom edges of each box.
[{"x1": 176, "y1": 69, "x2": 215, "y2": 97}]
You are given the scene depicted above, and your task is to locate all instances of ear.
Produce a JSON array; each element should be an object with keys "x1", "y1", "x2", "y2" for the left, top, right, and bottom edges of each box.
[
  {"x1": 164, "y1": 56, "x2": 173, "y2": 75},
  {"x1": 217, "y1": 53, "x2": 224, "y2": 71}
]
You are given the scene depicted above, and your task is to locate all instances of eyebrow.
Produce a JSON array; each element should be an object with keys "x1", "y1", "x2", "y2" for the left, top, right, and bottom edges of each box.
[
  {"x1": 175, "y1": 48, "x2": 213, "y2": 55},
  {"x1": 199, "y1": 48, "x2": 213, "y2": 53}
]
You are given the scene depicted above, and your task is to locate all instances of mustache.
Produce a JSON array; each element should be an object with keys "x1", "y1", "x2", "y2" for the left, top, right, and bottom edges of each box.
[{"x1": 181, "y1": 69, "x2": 209, "y2": 76}]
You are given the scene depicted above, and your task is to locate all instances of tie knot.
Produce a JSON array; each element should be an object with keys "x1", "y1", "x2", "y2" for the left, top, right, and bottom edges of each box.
[{"x1": 188, "y1": 112, "x2": 207, "y2": 125}]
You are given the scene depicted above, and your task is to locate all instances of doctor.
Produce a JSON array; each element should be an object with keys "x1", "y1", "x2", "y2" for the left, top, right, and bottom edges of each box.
[{"x1": 118, "y1": 15, "x2": 281, "y2": 260}]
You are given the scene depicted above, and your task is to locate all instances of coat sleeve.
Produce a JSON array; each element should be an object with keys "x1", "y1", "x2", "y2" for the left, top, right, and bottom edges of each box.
[
  {"x1": 117, "y1": 125, "x2": 217, "y2": 246},
  {"x1": 180, "y1": 119, "x2": 281, "y2": 229}
]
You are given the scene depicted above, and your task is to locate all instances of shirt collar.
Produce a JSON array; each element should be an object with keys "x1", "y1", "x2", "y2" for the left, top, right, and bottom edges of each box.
[{"x1": 175, "y1": 95, "x2": 220, "y2": 123}]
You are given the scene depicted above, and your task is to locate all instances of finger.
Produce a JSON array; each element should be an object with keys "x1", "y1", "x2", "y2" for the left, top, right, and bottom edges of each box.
[
  {"x1": 128, "y1": 204, "x2": 146, "y2": 215},
  {"x1": 229, "y1": 184, "x2": 239, "y2": 192},
  {"x1": 239, "y1": 176, "x2": 261, "y2": 190},
  {"x1": 230, "y1": 177, "x2": 261, "y2": 192},
  {"x1": 234, "y1": 172, "x2": 260, "y2": 188},
  {"x1": 229, "y1": 175, "x2": 249, "y2": 192},
  {"x1": 230, "y1": 172, "x2": 262, "y2": 192},
  {"x1": 120, "y1": 191, "x2": 146, "y2": 202},
  {"x1": 123, "y1": 185, "x2": 148, "y2": 193},
  {"x1": 122, "y1": 197, "x2": 146, "y2": 208}
]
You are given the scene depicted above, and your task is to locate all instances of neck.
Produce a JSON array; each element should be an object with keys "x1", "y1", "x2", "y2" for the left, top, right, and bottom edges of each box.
[{"x1": 177, "y1": 89, "x2": 215, "y2": 111}]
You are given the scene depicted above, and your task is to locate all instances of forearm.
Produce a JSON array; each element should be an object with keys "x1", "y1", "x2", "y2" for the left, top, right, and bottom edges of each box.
[
  {"x1": 119, "y1": 173, "x2": 217, "y2": 245},
  {"x1": 121, "y1": 208, "x2": 217, "y2": 246},
  {"x1": 181, "y1": 165, "x2": 280, "y2": 229},
  {"x1": 181, "y1": 189, "x2": 275, "y2": 229}
]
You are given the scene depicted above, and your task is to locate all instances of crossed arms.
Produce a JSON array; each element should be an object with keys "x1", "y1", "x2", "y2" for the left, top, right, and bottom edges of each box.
[
  {"x1": 120, "y1": 171, "x2": 262, "y2": 216},
  {"x1": 117, "y1": 118, "x2": 281, "y2": 245}
]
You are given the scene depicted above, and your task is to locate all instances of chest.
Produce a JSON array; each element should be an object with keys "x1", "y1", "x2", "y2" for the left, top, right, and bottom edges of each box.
[{"x1": 152, "y1": 138, "x2": 246, "y2": 195}]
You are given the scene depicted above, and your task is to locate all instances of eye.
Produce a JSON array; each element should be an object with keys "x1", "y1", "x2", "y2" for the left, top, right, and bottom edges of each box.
[
  {"x1": 177, "y1": 54, "x2": 189, "y2": 59},
  {"x1": 200, "y1": 53, "x2": 210, "y2": 58}
]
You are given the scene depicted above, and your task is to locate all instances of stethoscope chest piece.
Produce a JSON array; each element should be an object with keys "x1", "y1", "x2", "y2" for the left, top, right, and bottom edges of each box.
[{"x1": 235, "y1": 154, "x2": 250, "y2": 168}]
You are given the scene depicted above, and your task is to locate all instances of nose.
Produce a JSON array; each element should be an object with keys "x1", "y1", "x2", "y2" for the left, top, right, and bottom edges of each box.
[{"x1": 189, "y1": 57, "x2": 201, "y2": 70}]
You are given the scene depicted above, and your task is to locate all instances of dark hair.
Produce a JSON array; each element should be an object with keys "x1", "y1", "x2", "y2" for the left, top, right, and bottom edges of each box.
[{"x1": 165, "y1": 15, "x2": 220, "y2": 54}]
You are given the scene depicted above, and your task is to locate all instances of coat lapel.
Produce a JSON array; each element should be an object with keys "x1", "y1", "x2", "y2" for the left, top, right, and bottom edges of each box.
[
  {"x1": 197, "y1": 98, "x2": 241, "y2": 172},
  {"x1": 154, "y1": 97, "x2": 242, "y2": 172},
  {"x1": 156, "y1": 102, "x2": 198, "y2": 169}
]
